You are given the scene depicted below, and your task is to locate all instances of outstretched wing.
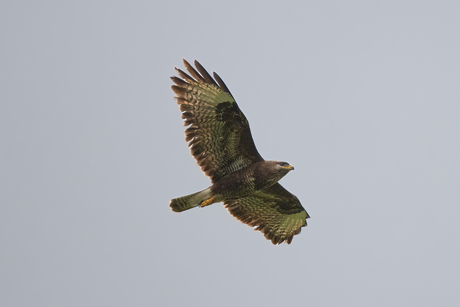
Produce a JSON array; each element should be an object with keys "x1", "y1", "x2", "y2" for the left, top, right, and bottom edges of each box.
[
  {"x1": 224, "y1": 183, "x2": 310, "y2": 245},
  {"x1": 171, "y1": 60, "x2": 263, "y2": 183}
]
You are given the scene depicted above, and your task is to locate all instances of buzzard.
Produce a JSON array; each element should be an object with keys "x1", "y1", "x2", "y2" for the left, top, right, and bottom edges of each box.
[{"x1": 170, "y1": 60, "x2": 310, "y2": 244}]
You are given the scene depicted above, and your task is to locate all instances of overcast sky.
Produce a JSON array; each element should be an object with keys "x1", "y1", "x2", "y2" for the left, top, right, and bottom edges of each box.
[{"x1": 2, "y1": 1, "x2": 460, "y2": 306}]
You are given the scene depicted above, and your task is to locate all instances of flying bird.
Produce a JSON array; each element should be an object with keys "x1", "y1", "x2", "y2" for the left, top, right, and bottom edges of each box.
[{"x1": 170, "y1": 60, "x2": 310, "y2": 244}]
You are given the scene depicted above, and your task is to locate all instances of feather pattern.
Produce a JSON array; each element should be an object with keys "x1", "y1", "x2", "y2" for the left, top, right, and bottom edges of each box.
[
  {"x1": 171, "y1": 59, "x2": 263, "y2": 182},
  {"x1": 225, "y1": 183, "x2": 309, "y2": 245}
]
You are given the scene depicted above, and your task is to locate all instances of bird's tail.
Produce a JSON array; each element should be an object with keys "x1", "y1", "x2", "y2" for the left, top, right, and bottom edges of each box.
[{"x1": 170, "y1": 187, "x2": 213, "y2": 212}]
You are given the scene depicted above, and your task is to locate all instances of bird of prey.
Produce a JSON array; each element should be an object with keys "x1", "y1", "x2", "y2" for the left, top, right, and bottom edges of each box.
[{"x1": 169, "y1": 60, "x2": 310, "y2": 244}]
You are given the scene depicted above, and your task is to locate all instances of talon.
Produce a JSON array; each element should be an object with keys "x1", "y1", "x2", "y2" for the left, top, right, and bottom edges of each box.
[{"x1": 200, "y1": 196, "x2": 215, "y2": 208}]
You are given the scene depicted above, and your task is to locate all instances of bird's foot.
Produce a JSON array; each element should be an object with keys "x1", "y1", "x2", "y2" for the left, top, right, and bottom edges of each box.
[{"x1": 199, "y1": 196, "x2": 215, "y2": 208}]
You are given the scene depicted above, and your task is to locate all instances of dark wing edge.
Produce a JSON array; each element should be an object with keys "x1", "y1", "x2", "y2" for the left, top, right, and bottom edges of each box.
[
  {"x1": 171, "y1": 59, "x2": 263, "y2": 182},
  {"x1": 224, "y1": 183, "x2": 310, "y2": 245}
]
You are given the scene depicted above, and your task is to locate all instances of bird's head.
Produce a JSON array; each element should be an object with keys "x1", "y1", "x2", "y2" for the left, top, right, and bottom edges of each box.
[
  {"x1": 276, "y1": 161, "x2": 294, "y2": 171},
  {"x1": 253, "y1": 161, "x2": 296, "y2": 189},
  {"x1": 266, "y1": 161, "x2": 295, "y2": 183}
]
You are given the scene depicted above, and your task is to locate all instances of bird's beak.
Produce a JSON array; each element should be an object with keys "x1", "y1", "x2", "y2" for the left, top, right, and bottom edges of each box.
[{"x1": 284, "y1": 164, "x2": 294, "y2": 170}]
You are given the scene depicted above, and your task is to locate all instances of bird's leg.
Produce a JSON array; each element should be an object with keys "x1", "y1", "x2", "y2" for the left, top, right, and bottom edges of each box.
[{"x1": 199, "y1": 196, "x2": 216, "y2": 208}]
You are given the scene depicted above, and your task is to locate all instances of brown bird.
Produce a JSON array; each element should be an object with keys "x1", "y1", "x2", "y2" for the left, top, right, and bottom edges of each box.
[{"x1": 170, "y1": 60, "x2": 310, "y2": 244}]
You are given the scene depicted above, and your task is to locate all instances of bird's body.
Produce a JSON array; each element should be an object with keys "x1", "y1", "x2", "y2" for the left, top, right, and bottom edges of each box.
[
  {"x1": 169, "y1": 60, "x2": 310, "y2": 244},
  {"x1": 211, "y1": 161, "x2": 293, "y2": 198},
  {"x1": 171, "y1": 160, "x2": 294, "y2": 210}
]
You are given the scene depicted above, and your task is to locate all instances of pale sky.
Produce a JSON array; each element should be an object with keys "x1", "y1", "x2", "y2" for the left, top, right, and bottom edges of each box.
[{"x1": 2, "y1": 1, "x2": 460, "y2": 306}]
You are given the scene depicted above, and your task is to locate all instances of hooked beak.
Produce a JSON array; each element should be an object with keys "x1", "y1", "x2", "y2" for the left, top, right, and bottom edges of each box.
[{"x1": 284, "y1": 164, "x2": 294, "y2": 170}]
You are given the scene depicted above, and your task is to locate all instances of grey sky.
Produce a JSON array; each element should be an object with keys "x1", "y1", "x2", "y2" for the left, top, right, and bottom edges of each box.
[{"x1": 1, "y1": 1, "x2": 459, "y2": 306}]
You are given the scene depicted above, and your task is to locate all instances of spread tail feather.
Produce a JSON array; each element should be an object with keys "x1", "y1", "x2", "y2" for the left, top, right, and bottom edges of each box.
[{"x1": 170, "y1": 188, "x2": 213, "y2": 212}]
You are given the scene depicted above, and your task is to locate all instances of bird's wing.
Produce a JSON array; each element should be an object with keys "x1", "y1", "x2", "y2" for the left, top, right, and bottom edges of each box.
[
  {"x1": 224, "y1": 183, "x2": 310, "y2": 245},
  {"x1": 171, "y1": 59, "x2": 263, "y2": 183}
]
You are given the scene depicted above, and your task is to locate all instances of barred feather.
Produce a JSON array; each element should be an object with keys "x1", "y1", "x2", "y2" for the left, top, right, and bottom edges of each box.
[
  {"x1": 171, "y1": 59, "x2": 263, "y2": 183},
  {"x1": 224, "y1": 183, "x2": 310, "y2": 245},
  {"x1": 170, "y1": 188, "x2": 212, "y2": 212}
]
